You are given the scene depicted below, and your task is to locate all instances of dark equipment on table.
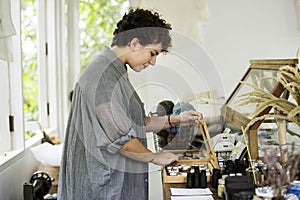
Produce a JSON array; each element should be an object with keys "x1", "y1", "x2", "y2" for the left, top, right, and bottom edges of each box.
[{"x1": 23, "y1": 171, "x2": 53, "y2": 200}]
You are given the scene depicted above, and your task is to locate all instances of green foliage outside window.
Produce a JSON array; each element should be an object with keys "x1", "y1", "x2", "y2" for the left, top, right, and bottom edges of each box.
[
  {"x1": 21, "y1": 0, "x2": 38, "y2": 122},
  {"x1": 21, "y1": 0, "x2": 128, "y2": 139},
  {"x1": 79, "y1": 0, "x2": 128, "y2": 70}
]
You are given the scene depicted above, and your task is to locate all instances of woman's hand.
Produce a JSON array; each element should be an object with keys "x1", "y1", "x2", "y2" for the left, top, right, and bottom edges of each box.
[
  {"x1": 151, "y1": 152, "x2": 178, "y2": 165},
  {"x1": 174, "y1": 110, "x2": 203, "y2": 127},
  {"x1": 145, "y1": 110, "x2": 203, "y2": 132},
  {"x1": 166, "y1": 110, "x2": 202, "y2": 128}
]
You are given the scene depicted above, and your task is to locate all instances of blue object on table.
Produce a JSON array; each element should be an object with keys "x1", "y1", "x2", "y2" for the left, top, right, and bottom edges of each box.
[
  {"x1": 287, "y1": 183, "x2": 300, "y2": 199},
  {"x1": 166, "y1": 102, "x2": 196, "y2": 133}
]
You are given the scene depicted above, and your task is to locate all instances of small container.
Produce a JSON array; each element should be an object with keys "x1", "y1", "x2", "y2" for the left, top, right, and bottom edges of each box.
[
  {"x1": 218, "y1": 159, "x2": 225, "y2": 174},
  {"x1": 187, "y1": 172, "x2": 193, "y2": 188},
  {"x1": 194, "y1": 172, "x2": 200, "y2": 188},
  {"x1": 245, "y1": 163, "x2": 261, "y2": 184},
  {"x1": 287, "y1": 182, "x2": 300, "y2": 199},
  {"x1": 217, "y1": 178, "x2": 225, "y2": 198},
  {"x1": 211, "y1": 168, "x2": 221, "y2": 189},
  {"x1": 200, "y1": 170, "x2": 207, "y2": 188},
  {"x1": 193, "y1": 165, "x2": 200, "y2": 173},
  {"x1": 225, "y1": 175, "x2": 253, "y2": 186},
  {"x1": 225, "y1": 183, "x2": 255, "y2": 200},
  {"x1": 225, "y1": 160, "x2": 236, "y2": 174}
]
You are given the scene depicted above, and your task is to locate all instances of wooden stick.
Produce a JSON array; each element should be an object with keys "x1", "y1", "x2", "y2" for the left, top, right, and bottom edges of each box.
[
  {"x1": 201, "y1": 120, "x2": 219, "y2": 168},
  {"x1": 199, "y1": 118, "x2": 219, "y2": 169},
  {"x1": 199, "y1": 124, "x2": 210, "y2": 156},
  {"x1": 241, "y1": 126, "x2": 257, "y2": 185},
  {"x1": 276, "y1": 119, "x2": 288, "y2": 163}
]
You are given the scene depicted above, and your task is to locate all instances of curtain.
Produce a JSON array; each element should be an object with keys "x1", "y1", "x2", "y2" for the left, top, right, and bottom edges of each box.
[
  {"x1": 0, "y1": 0, "x2": 16, "y2": 61},
  {"x1": 296, "y1": 0, "x2": 300, "y2": 32}
]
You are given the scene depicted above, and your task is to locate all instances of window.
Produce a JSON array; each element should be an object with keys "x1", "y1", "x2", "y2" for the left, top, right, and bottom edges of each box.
[
  {"x1": 0, "y1": 0, "x2": 67, "y2": 157},
  {"x1": 78, "y1": 0, "x2": 129, "y2": 70},
  {"x1": 21, "y1": 0, "x2": 67, "y2": 141},
  {"x1": 0, "y1": 0, "x2": 128, "y2": 163},
  {"x1": 21, "y1": 0, "x2": 42, "y2": 138},
  {"x1": 65, "y1": 0, "x2": 128, "y2": 118}
]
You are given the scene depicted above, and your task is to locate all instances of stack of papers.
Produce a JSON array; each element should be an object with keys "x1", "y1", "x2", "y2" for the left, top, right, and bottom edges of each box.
[{"x1": 170, "y1": 188, "x2": 214, "y2": 200}]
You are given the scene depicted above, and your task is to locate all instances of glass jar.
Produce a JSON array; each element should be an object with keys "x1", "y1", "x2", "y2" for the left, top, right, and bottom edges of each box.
[{"x1": 245, "y1": 161, "x2": 261, "y2": 184}]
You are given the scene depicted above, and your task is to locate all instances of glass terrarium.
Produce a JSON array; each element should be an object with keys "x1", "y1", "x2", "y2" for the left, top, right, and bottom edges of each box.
[{"x1": 221, "y1": 58, "x2": 299, "y2": 159}]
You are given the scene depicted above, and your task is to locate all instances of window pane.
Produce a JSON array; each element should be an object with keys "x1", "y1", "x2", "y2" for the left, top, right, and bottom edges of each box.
[
  {"x1": 21, "y1": 0, "x2": 41, "y2": 140},
  {"x1": 21, "y1": 0, "x2": 38, "y2": 123},
  {"x1": 79, "y1": 0, "x2": 128, "y2": 70}
]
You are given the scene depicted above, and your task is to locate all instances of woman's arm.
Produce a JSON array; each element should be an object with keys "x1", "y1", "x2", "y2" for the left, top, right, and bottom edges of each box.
[
  {"x1": 120, "y1": 110, "x2": 202, "y2": 164},
  {"x1": 145, "y1": 110, "x2": 202, "y2": 133},
  {"x1": 120, "y1": 138, "x2": 178, "y2": 165}
]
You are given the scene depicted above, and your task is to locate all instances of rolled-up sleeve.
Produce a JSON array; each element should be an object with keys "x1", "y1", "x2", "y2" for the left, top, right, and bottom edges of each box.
[{"x1": 106, "y1": 128, "x2": 137, "y2": 154}]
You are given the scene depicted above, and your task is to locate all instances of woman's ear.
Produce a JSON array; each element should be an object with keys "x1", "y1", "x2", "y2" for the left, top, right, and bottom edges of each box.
[{"x1": 129, "y1": 38, "x2": 140, "y2": 51}]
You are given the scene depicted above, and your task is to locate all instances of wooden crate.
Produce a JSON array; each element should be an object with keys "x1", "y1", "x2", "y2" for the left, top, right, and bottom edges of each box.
[{"x1": 162, "y1": 159, "x2": 213, "y2": 183}]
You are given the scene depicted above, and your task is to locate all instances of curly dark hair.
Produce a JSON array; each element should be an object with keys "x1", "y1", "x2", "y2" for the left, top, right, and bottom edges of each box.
[{"x1": 111, "y1": 8, "x2": 172, "y2": 52}]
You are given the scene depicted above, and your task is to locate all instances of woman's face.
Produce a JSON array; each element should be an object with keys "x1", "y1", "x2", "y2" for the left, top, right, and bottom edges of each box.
[{"x1": 127, "y1": 42, "x2": 163, "y2": 72}]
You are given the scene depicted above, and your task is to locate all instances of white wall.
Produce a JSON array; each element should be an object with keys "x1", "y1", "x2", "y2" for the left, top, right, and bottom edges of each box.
[
  {"x1": 203, "y1": 0, "x2": 300, "y2": 95},
  {"x1": 1, "y1": 1, "x2": 299, "y2": 199},
  {"x1": 0, "y1": 149, "x2": 39, "y2": 200},
  {"x1": 129, "y1": 0, "x2": 300, "y2": 113}
]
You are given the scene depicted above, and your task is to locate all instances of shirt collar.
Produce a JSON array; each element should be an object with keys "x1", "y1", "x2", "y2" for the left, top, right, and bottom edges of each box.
[{"x1": 101, "y1": 46, "x2": 127, "y2": 75}]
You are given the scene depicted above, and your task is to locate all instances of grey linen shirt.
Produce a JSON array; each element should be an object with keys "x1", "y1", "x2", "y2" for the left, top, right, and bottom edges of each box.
[{"x1": 58, "y1": 47, "x2": 149, "y2": 200}]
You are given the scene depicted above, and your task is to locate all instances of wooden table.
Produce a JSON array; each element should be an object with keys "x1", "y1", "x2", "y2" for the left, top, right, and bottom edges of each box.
[{"x1": 162, "y1": 182, "x2": 221, "y2": 200}]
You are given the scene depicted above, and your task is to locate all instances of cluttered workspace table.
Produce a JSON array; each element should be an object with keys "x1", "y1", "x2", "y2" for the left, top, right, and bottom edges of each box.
[
  {"x1": 159, "y1": 148, "x2": 223, "y2": 200},
  {"x1": 158, "y1": 119, "x2": 223, "y2": 200}
]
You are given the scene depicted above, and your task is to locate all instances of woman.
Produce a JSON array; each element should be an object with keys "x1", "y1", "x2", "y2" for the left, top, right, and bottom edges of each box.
[{"x1": 58, "y1": 8, "x2": 202, "y2": 200}]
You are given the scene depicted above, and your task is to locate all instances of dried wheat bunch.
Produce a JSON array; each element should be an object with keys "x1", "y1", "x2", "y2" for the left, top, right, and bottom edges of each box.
[{"x1": 235, "y1": 65, "x2": 300, "y2": 133}]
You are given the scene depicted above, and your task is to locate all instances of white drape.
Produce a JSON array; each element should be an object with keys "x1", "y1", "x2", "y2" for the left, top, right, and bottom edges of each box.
[
  {"x1": 296, "y1": 0, "x2": 300, "y2": 32},
  {"x1": 129, "y1": 0, "x2": 209, "y2": 42},
  {"x1": 0, "y1": 0, "x2": 16, "y2": 61}
]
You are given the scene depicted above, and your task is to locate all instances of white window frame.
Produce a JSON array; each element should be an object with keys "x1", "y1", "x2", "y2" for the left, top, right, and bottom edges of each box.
[
  {"x1": 0, "y1": 60, "x2": 12, "y2": 152},
  {"x1": 23, "y1": 0, "x2": 48, "y2": 132},
  {"x1": 0, "y1": 0, "x2": 23, "y2": 153},
  {"x1": 24, "y1": 0, "x2": 68, "y2": 142},
  {"x1": 0, "y1": 0, "x2": 67, "y2": 166}
]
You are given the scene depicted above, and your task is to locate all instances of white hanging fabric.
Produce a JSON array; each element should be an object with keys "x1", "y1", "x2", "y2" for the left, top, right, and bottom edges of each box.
[
  {"x1": 296, "y1": 0, "x2": 300, "y2": 32},
  {"x1": 0, "y1": 0, "x2": 16, "y2": 61},
  {"x1": 129, "y1": 0, "x2": 209, "y2": 43}
]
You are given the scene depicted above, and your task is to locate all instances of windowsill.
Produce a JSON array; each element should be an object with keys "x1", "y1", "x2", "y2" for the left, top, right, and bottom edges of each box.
[
  {"x1": 0, "y1": 131, "x2": 44, "y2": 172},
  {"x1": 0, "y1": 149, "x2": 24, "y2": 171},
  {"x1": 25, "y1": 131, "x2": 44, "y2": 148}
]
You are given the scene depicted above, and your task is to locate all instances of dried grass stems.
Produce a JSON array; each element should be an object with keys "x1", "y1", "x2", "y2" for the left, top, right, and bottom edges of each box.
[
  {"x1": 236, "y1": 65, "x2": 300, "y2": 197},
  {"x1": 262, "y1": 143, "x2": 300, "y2": 197},
  {"x1": 235, "y1": 65, "x2": 300, "y2": 133}
]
